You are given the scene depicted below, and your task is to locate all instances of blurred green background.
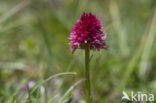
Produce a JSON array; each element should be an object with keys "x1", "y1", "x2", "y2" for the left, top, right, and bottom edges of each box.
[{"x1": 0, "y1": 0, "x2": 156, "y2": 103}]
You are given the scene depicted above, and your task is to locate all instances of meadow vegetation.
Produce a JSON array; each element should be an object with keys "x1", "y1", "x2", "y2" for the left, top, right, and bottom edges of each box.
[{"x1": 0, "y1": 0, "x2": 156, "y2": 103}]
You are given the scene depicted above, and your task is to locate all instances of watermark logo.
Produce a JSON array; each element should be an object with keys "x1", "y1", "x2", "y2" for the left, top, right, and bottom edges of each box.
[
  {"x1": 122, "y1": 91, "x2": 154, "y2": 102},
  {"x1": 122, "y1": 91, "x2": 130, "y2": 101}
]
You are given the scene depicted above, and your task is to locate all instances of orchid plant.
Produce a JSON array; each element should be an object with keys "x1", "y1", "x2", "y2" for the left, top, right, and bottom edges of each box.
[{"x1": 69, "y1": 12, "x2": 107, "y2": 103}]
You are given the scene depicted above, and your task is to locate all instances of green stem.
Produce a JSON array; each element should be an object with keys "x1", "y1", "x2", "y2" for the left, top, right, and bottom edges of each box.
[{"x1": 85, "y1": 48, "x2": 91, "y2": 103}]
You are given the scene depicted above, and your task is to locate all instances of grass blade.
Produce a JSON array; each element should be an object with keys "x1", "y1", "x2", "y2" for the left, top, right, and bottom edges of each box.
[
  {"x1": 0, "y1": 0, "x2": 30, "y2": 24},
  {"x1": 59, "y1": 79, "x2": 85, "y2": 103},
  {"x1": 120, "y1": 10, "x2": 156, "y2": 89},
  {"x1": 30, "y1": 72, "x2": 76, "y2": 94},
  {"x1": 109, "y1": 1, "x2": 129, "y2": 56},
  {"x1": 139, "y1": 9, "x2": 156, "y2": 79}
]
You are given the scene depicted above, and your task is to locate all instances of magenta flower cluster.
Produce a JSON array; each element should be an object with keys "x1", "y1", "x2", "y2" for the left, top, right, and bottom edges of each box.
[{"x1": 69, "y1": 13, "x2": 107, "y2": 53}]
